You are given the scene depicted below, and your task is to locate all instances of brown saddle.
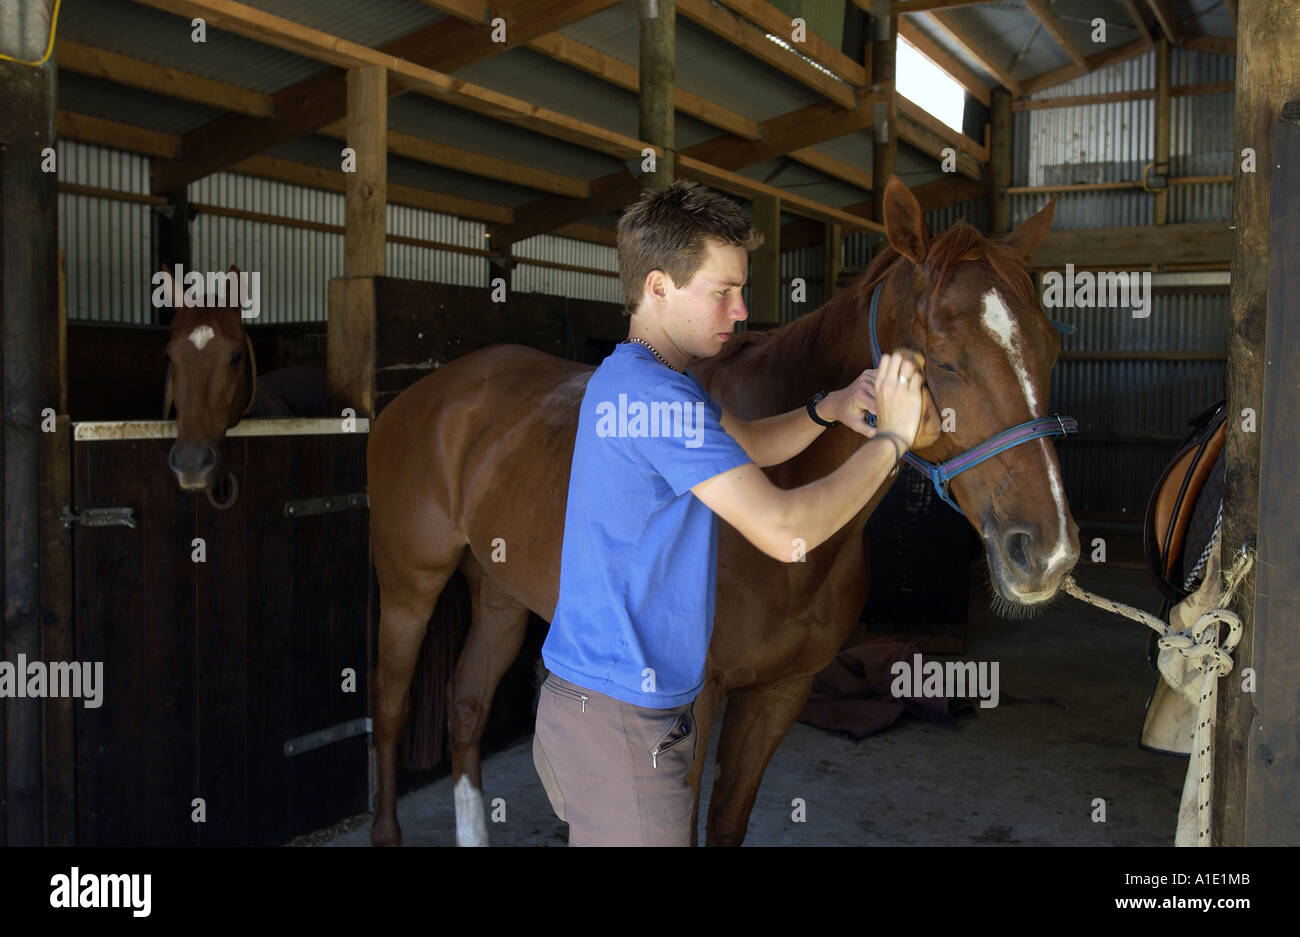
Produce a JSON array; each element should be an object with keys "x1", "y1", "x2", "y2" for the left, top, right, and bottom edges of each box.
[{"x1": 1143, "y1": 400, "x2": 1227, "y2": 604}]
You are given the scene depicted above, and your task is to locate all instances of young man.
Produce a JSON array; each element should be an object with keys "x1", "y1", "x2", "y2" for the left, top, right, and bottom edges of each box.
[{"x1": 533, "y1": 179, "x2": 929, "y2": 846}]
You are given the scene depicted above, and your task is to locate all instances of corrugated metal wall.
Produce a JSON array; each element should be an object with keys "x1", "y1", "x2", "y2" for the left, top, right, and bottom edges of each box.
[
  {"x1": 59, "y1": 142, "x2": 620, "y2": 323},
  {"x1": 57, "y1": 141, "x2": 154, "y2": 323},
  {"x1": 1015, "y1": 48, "x2": 1233, "y2": 516}
]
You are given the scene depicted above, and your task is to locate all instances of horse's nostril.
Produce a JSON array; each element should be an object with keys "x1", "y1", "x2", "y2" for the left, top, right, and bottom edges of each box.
[
  {"x1": 199, "y1": 446, "x2": 217, "y2": 471},
  {"x1": 1005, "y1": 530, "x2": 1031, "y2": 572}
]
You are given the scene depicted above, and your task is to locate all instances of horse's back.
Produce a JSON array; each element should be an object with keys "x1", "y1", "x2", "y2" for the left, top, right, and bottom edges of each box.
[{"x1": 249, "y1": 366, "x2": 328, "y2": 417}]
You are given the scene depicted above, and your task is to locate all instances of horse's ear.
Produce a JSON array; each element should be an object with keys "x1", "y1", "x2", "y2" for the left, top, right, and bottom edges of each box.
[
  {"x1": 228, "y1": 264, "x2": 240, "y2": 275},
  {"x1": 882, "y1": 176, "x2": 930, "y2": 266},
  {"x1": 1001, "y1": 195, "x2": 1056, "y2": 262}
]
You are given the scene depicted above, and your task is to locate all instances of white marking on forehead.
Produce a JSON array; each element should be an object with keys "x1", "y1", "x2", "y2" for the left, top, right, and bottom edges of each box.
[
  {"x1": 981, "y1": 289, "x2": 1071, "y2": 577},
  {"x1": 980, "y1": 290, "x2": 1038, "y2": 414},
  {"x1": 187, "y1": 325, "x2": 216, "y2": 350}
]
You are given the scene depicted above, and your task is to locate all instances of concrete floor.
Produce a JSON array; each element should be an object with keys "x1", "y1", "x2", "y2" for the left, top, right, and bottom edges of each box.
[{"x1": 321, "y1": 563, "x2": 1187, "y2": 846}]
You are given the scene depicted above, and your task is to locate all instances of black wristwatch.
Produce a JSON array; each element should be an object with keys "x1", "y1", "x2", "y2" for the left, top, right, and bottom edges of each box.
[{"x1": 806, "y1": 391, "x2": 838, "y2": 428}]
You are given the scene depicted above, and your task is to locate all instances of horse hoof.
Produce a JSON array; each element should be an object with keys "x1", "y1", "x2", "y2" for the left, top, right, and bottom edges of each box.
[{"x1": 371, "y1": 820, "x2": 402, "y2": 847}]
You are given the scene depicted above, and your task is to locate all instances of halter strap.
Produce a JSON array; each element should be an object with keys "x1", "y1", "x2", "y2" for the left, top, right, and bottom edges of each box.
[{"x1": 866, "y1": 282, "x2": 1077, "y2": 515}]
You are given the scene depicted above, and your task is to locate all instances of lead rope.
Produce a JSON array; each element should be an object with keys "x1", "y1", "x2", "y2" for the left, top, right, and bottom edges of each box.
[{"x1": 1058, "y1": 542, "x2": 1255, "y2": 846}]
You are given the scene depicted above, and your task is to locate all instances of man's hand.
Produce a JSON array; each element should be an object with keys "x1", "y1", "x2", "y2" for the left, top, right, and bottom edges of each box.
[{"x1": 826, "y1": 350, "x2": 940, "y2": 449}]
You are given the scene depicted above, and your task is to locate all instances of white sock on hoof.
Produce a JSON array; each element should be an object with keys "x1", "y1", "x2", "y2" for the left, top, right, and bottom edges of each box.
[{"x1": 454, "y1": 774, "x2": 488, "y2": 847}]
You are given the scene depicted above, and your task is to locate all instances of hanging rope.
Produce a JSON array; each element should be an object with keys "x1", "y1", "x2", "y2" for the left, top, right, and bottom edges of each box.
[{"x1": 1059, "y1": 543, "x2": 1255, "y2": 846}]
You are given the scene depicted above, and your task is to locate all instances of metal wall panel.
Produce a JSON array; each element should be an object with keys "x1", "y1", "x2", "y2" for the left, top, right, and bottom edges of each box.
[
  {"x1": 57, "y1": 141, "x2": 153, "y2": 323},
  {"x1": 512, "y1": 235, "x2": 620, "y2": 305}
]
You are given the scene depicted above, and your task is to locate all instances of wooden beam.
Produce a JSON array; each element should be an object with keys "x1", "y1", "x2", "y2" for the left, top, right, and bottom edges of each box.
[
  {"x1": 56, "y1": 111, "x2": 181, "y2": 159},
  {"x1": 1183, "y1": 33, "x2": 1237, "y2": 55},
  {"x1": 1119, "y1": 0, "x2": 1155, "y2": 47},
  {"x1": 872, "y1": 2, "x2": 897, "y2": 221},
  {"x1": 750, "y1": 193, "x2": 781, "y2": 324},
  {"x1": 676, "y1": 155, "x2": 883, "y2": 230},
  {"x1": 1020, "y1": 38, "x2": 1150, "y2": 95},
  {"x1": 1215, "y1": 0, "x2": 1300, "y2": 848},
  {"x1": 640, "y1": 0, "x2": 676, "y2": 191},
  {"x1": 319, "y1": 121, "x2": 589, "y2": 198},
  {"x1": 57, "y1": 39, "x2": 273, "y2": 118},
  {"x1": 1154, "y1": 38, "x2": 1171, "y2": 225},
  {"x1": 676, "y1": 0, "x2": 857, "y2": 108},
  {"x1": 788, "y1": 148, "x2": 873, "y2": 192},
  {"x1": 412, "y1": 0, "x2": 489, "y2": 24},
  {"x1": 345, "y1": 67, "x2": 387, "y2": 277},
  {"x1": 230, "y1": 155, "x2": 512, "y2": 225},
  {"x1": 554, "y1": 223, "x2": 618, "y2": 247},
  {"x1": 897, "y1": 113, "x2": 982, "y2": 180},
  {"x1": 824, "y1": 223, "x2": 843, "y2": 300},
  {"x1": 897, "y1": 95, "x2": 987, "y2": 162},
  {"x1": 1029, "y1": 222, "x2": 1230, "y2": 268},
  {"x1": 887, "y1": 1, "x2": 993, "y2": 11},
  {"x1": 990, "y1": 87, "x2": 1010, "y2": 233},
  {"x1": 141, "y1": 0, "x2": 624, "y2": 193},
  {"x1": 1012, "y1": 81, "x2": 1234, "y2": 110},
  {"x1": 712, "y1": 0, "x2": 868, "y2": 86},
  {"x1": 924, "y1": 10, "x2": 1023, "y2": 96},
  {"x1": 1007, "y1": 176, "x2": 1230, "y2": 193},
  {"x1": 897, "y1": 16, "x2": 989, "y2": 107},
  {"x1": 1145, "y1": 0, "x2": 1183, "y2": 44},
  {"x1": 1222, "y1": 0, "x2": 1238, "y2": 29},
  {"x1": 1023, "y1": 0, "x2": 1088, "y2": 74},
  {"x1": 526, "y1": 33, "x2": 761, "y2": 140}
]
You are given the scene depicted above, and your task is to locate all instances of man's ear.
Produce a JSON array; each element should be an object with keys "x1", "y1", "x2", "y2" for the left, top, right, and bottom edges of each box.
[{"x1": 644, "y1": 268, "x2": 669, "y2": 304}]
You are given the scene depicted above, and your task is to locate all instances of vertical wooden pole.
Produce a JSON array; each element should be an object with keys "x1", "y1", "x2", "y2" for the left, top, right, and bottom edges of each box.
[
  {"x1": 639, "y1": 0, "x2": 675, "y2": 191},
  {"x1": 345, "y1": 66, "x2": 387, "y2": 278},
  {"x1": 990, "y1": 88, "x2": 1012, "y2": 234},
  {"x1": 1216, "y1": 0, "x2": 1300, "y2": 846},
  {"x1": 1153, "y1": 38, "x2": 1171, "y2": 225},
  {"x1": 750, "y1": 194, "x2": 780, "y2": 326},
  {"x1": 823, "y1": 223, "x2": 842, "y2": 304},
  {"x1": 870, "y1": 1, "x2": 897, "y2": 222},
  {"x1": 0, "y1": 52, "x2": 58, "y2": 846}
]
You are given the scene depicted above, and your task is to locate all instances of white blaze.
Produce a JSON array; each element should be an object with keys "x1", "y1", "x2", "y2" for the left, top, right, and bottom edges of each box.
[
  {"x1": 187, "y1": 325, "x2": 215, "y2": 350},
  {"x1": 980, "y1": 289, "x2": 1070, "y2": 574},
  {"x1": 454, "y1": 774, "x2": 488, "y2": 847}
]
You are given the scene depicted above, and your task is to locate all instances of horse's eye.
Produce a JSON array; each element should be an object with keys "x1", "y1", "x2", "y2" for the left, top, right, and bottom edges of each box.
[
  {"x1": 936, "y1": 362, "x2": 959, "y2": 374},
  {"x1": 230, "y1": 350, "x2": 243, "y2": 366}
]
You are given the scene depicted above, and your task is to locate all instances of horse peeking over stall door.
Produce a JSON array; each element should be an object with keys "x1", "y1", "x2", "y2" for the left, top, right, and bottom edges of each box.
[
  {"x1": 159, "y1": 265, "x2": 327, "y2": 497},
  {"x1": 366, "y1": 178, "x2": 1080, "y2": 846}
]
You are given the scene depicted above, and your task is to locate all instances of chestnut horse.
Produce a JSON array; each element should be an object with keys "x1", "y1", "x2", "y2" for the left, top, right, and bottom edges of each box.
[
  {"x1": 366, "y1": 178, "x2": 1078, "y2": 846},
  {"x1": 160, "y1": 266, "x2": 327, "y2": 493}
]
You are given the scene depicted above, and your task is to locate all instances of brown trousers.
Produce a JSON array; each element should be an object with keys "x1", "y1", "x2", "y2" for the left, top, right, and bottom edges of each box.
[{"x1": 532, "y1": 672, "x2": 698, "y2": 846}]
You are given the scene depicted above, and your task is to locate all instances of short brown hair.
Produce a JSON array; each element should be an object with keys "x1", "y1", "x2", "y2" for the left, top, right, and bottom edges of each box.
[{"x1": 616, "y1": 179, "x2": 764, "y2": 315}]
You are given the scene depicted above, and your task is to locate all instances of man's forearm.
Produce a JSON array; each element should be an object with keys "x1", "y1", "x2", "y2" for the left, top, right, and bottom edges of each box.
[
  {"x1": 745, "y1": 402, "x2": 832, "y2": 467},
  {"x1": 773, "y1": 434, "x2": 900, "y2": 554}
]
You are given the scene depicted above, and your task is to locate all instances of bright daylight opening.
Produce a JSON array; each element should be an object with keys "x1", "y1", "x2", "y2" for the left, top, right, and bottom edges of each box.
[{"x1": 896, "y1": 36, "x2": 967, "y2": 134}]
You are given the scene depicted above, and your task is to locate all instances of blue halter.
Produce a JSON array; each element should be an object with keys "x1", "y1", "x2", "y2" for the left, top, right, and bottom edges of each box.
[{"x1": 866, "y1": 282, "x2": 1078, "y2": 515}]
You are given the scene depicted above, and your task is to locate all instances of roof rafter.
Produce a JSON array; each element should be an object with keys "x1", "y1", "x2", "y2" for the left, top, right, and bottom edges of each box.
[
  {"x1": 922, "y1": 10, "x2": 1023, "y2": 96},
  {"x1": 1022, "y1": 0, "x2": 1087, "y2": 74}
]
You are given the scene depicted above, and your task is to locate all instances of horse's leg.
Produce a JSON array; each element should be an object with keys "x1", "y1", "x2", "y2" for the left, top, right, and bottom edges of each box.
[
  {"x1": 705, "y1": 675, "x2": 816, "y2": 847},
  {"x1": 447, "y1": 557, "x2": 530, "y2": 847},
  {"x1": 370, "y1": 544, "x2": 461, "y2": 847},
  {"x1": 686, "y1": 674, "x2": 723, "y2": 847}
]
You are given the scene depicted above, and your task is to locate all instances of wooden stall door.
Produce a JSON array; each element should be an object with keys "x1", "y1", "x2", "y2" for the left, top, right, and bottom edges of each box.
[{"x1": 71, "y1": 424, "x2": 369, "y2": 845}]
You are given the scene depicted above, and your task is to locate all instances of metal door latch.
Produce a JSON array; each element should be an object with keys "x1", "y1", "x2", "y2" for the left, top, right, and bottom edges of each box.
[
  {"x1": 284, "y1": 717, "x2": 373, "y2": 757},
  {"x1": 60, "y1": 505, "x2": 137, "y2": 528},
  {"x1": 283, "y1": 491, "x2": 369, "y2": 518}
]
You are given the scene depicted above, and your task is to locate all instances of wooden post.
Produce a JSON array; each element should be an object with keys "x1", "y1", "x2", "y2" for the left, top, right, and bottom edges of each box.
[
  {"x1": 345, "y1": 66, "x2": 387, "y2": 277},
  {"x1": 870, "y1": 1, "x2": 897, "y2": 223},
  {"x1": 750, "y1": 194, "x2": 780, "y2": 326},
  {"x1": 1215, "y1": 0, "x2": 1300, "y2": 846},
  {"x1": 990, "y1": 88, "x2": 1012, "y2": 234},
  {"x1": 1153, "y1": 38, "x2": 1171, "y2": 225},
  {"x1": 0, "y1": 52, "x2": 59, "y2": 846},
  {"x1": 639, "y1": 0, "x2": 675, "y2": 191},
  {"x1": 823, "y1": 223, "x2": 842, "y2": 304}
]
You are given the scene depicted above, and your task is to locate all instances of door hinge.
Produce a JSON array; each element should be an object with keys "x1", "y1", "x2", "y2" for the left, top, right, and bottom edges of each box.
[
  {"x1": 283, "y1": 491, "x2": 369, "y2": 519},
  {"x1": 284, "y1": 717, "x2": 372, "y2": 757},
  {"x1": 60, "y1": 505, "x2": 137, "y2": 529}
]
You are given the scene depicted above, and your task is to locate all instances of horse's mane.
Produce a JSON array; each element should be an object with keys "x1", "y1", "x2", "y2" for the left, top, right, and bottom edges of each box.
[{"x1": 856, "y1": 220, "x2": 1037, "y2": 313}]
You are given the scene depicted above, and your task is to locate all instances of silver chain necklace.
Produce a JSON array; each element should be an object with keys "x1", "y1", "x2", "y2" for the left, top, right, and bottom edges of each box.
[{"x1": 622, "y1": 337, "x2": 680, "y2": 372}]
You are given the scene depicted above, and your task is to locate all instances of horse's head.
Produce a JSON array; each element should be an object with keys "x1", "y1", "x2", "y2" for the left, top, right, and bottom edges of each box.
[
  {"x1": 873, "y1": 177, "x2": 1077, "y2": 608},
  {"x1": 160, "y1": 265, "x2": 256, "y2": 491}
]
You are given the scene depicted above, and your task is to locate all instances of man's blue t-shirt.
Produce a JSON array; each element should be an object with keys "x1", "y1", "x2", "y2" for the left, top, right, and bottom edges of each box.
[{"x1": 542, "y1": 342, "x2": 752, "y2": 708}]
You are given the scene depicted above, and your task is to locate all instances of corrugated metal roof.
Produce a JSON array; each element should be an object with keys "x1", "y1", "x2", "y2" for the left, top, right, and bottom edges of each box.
[
  {"x1": 58, "y1": 70, "x2": 224, "y2": 136},
  {"x1": 556, "y1": 2, "x2": 824, "y2": 124},
  {"x1": 944, "y1": 3, "x2": 1070, "y2": 82},
  {"x1": 59, "y1": 0, "x2": 332, "y2": 94}
]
